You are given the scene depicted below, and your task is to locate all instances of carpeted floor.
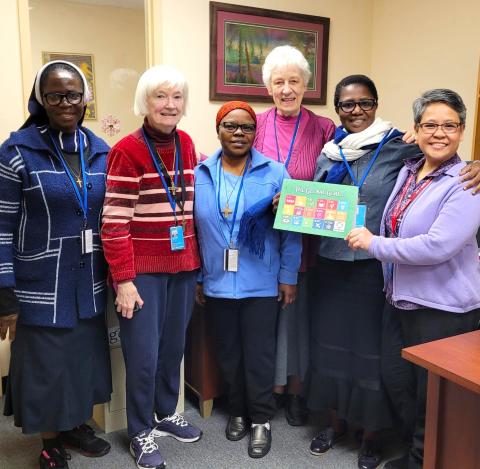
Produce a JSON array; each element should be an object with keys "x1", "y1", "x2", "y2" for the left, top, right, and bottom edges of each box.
[{"x1": 0, "y1": 394, "x2": 404, "y2": 468}]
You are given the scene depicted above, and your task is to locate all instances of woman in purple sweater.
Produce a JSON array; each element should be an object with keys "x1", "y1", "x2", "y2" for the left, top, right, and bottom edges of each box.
[{"x1": 347, "y1": 89, "x2": 480, "y2": 469}]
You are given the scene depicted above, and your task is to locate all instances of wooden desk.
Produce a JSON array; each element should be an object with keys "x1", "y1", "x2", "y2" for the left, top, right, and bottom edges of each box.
[{"x1": 402, "y1": 330, "x2": 480, "y2": 469}]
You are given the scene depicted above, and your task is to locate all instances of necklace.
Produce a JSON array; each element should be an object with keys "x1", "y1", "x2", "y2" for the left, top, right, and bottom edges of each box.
[
  {"x1": 221, "y1": 159, "x2": 247, "y2": 218},
  {"x1": 63, "y1": 156, "x2": 83, "y2": 188},
  {"x1": 155, "y1": 144, "x2": 178, "y2": 195}
]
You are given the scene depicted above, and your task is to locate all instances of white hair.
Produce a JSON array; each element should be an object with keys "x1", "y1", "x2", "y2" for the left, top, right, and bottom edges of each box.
[
  {"x1": 262, "y1": 45, "x2": 311, "y2": 90},
  {"x1": 134, "y1": 65, "x2": 188, "y2": 116}
]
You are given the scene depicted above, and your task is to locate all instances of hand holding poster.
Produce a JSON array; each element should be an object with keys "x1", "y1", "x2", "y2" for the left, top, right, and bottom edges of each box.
[{"x1": 274, "y1": 179, "x2": 359, "y2": 239}]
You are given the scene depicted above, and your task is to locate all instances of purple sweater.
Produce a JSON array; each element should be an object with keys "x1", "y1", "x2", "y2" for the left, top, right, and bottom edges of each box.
[{"x1": 369, "y1": 161, "x2": 480, "y2": 313}]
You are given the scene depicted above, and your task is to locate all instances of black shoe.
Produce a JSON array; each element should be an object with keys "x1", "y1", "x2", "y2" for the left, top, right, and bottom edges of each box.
[
  {"x1": 248, "y1": 423, "x2": 271, "y2": 458},
  {"x1": 60, "y1": 424, "x2": 111, "y2": 457},
  {"x1": 310, "y1": 426, "x2": 347, "y2": 455},
  {"x1": 384, "y1": 453, "x2": 409, "y2": 469},
  {"x1": 39, "y1": 447, "x2": 71, "y2": 469},
  {"x1": 285, "y1": 395, "x2": 308, "y2": 426},
  {"x1": 358, "y1": 439, "x2": 382, "y2": 469},
  {"x1": 225, "y1": 416, "x2": 248, "y2": 441}
]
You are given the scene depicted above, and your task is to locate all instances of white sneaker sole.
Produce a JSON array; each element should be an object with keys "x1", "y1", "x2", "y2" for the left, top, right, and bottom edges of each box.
[
  {"x1": 151, "y1": 430, "x2": 202, "y2": 443},
  {"x1": 129, "y1": 444, "x2": 166, "y2": 469}
]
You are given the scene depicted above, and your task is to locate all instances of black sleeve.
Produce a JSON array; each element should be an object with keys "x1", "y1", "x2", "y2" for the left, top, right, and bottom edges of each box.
[{"x1": 0, "y1": 288, "x2": 20, "y2": 316}]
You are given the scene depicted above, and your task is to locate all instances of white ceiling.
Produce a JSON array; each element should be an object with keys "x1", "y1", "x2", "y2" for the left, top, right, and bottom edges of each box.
[{"x1": 64, "y1": 0, "x2": 143, "y2": 9}]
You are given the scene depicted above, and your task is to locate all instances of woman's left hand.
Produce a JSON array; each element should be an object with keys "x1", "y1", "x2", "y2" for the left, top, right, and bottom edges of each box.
[
  {"x1": 278, "y1": 283, "x2": 297, "y2": 309},
  {"x1": 460, "y1": 161, "x2": 480, "y2": 194},
  {"x1": 346, "y1": 227, "x2": 374, "y2": 251},
  {"x1": 272, "y1": 192, "x2": 281, "y2": 213}
]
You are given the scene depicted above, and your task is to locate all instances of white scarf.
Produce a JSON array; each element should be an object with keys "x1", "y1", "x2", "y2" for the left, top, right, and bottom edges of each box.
[{"x1": 323, "y1": 117, "x2": 394, "y2": 162}]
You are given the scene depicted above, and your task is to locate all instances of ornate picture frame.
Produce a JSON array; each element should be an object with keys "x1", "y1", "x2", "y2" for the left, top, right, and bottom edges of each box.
[{"x1": 209, "y1": 2, "x2": 330, "y2": 104}]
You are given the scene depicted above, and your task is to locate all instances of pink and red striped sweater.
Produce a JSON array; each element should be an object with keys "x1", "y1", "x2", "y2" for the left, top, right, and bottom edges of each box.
[{"x1": 101, "y1": 128, "x2": 200, "y2": 282}]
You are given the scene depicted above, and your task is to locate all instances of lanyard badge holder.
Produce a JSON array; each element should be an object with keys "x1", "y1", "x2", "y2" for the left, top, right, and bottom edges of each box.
[
  {"x1": 50, "y1": 131, "x2": 92, "y2": 254},
  {"x1": 217, "y1": 159, "x2": 248, "y2": 272},
  {"x1": 142, "y1": 128, "x2": 186, "y2": 251}
]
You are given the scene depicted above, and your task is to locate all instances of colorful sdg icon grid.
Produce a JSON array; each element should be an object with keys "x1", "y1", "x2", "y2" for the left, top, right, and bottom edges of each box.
[{"x1": 281, "y1": 195, "x2": 349, "y2": 232}]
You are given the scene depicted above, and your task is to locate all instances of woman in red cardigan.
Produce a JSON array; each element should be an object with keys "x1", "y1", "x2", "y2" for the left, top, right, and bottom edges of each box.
[{"x1": 101, "y1": 65, "x2": 201, "y2": 469}]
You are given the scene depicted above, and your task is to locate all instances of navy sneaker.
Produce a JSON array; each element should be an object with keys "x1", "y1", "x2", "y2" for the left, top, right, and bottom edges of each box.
[
  {"x1": 152, "y1": 413, "x2": 202, "y2": 443},
  {"x1": 130, "y1": 430, "x2": 165, "y2": 469}
]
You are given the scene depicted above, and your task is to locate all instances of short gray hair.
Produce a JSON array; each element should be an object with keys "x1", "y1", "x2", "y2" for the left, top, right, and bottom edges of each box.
[
  {"x1": 134, "y1": 65, "x2": 188, "y2": 116},
  {"x1": 262, "y1": 45, "x2": 311, "y2": 90},
  {"x1": 413, "y1": 89, "x2": 466, "y2": 125}
]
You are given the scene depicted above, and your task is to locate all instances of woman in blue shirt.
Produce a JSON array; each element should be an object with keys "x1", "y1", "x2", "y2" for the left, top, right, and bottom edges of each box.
[{"x1": 194, "y1": 101, "x2": 301, "y2": 460}]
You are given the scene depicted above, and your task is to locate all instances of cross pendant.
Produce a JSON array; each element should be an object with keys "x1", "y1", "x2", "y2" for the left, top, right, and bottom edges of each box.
[
  {"x1": 168, "y1": 185, "x2": 177, "y2": 195},
  {"x1": 222, "y1": 204, "x2": 233, "y2": 218},
  {"x1": 76, "y1": 177, "x2": 82, "y2": 188}
]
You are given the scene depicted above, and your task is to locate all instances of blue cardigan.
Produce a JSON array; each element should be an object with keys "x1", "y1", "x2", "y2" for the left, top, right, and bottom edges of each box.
[
  {"x1": 194, "y1": 148, "x2": 302, "y2": 299},
  {"x1": 0, "y1": 124, "x2": 109, "y2": 327}
]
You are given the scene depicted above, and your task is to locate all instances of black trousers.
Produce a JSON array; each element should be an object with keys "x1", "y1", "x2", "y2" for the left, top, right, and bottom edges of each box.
[
  {"x1": 206, "y1": 296, "x2": 278, "y2": 424},
  {"x1": 381, "y1": 303, "x2": 480, "y2": 469}
]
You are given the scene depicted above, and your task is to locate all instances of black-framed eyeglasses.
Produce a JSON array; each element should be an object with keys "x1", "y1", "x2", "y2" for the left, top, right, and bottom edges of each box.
[
  {"x1": 417, "y1": 122, "x2": 462, "y2": 134},
  {"x1": 220, "y1": 122, "x2": 256, "y2": 134},
  {"x1": 337, "y1": 99, "x2": 377, "y2": 113},
  {"x1": 43, "y1": 92, "x2": 83, "y2": 106}
]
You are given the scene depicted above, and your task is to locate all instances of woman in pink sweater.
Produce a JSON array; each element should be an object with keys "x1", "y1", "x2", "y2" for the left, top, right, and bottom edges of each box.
[{"x1": 253, "y1": 45, "x2": 335, "y2": 425}]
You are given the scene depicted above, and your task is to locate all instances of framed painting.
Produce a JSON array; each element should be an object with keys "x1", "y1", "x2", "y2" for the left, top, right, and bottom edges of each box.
[
  {"x1": 42, "y1": 52, "x2": 97, "y2": 120},
  {"x1": 209, "y1": 2, "x2": 330, "y2": 104}
]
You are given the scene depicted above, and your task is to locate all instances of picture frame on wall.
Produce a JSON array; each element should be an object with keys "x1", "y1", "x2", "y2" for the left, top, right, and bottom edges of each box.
[
  {"x1": 209, "y1": 1, "x2": 330, "y2": 104},
  {"x1": 42, "y1": 51, "x2": 97, "y2": 120}
]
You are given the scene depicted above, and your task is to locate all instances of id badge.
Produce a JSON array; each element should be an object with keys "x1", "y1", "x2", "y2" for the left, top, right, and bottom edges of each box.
[
  {"x1": 223, "y1": 248, "x2": 239, "y2": 272},
  {"x1": 81, "y1": 229, "x2": 93, "y2": 254},
  {"x1": 170, "y1": 225, "x2": 185, "y2": 251},
  {"x1": 355, "y1": 204, "x2": 367, "y2": 227}
]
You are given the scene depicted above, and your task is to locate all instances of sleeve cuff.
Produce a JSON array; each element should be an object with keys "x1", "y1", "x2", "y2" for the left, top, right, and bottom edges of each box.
[{"x1": 278, "y1": 268, "x2": 298, "y2": 285}]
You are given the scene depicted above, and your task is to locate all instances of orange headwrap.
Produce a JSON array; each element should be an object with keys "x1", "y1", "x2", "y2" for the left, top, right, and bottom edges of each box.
[{"x1": 216, "y1": 101, "x2": 257, "y2": 131}]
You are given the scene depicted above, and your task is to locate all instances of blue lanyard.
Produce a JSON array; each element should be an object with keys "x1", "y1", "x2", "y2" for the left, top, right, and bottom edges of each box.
[
  {"x1": 50, "y1": 131, "x2": 88, "y2": 226},
  {"x1": 216, "y1": 157, "x2": 248, "y2": 247},
  {"x1": 274, "y1": 109, "x2": 302, "y2": 169},
  {"x1": 339, "y1": 130, "x2": 392, "y2": 189},
  {"x1": 141, "y1": 128, "x2": 180, "y2": 219}
]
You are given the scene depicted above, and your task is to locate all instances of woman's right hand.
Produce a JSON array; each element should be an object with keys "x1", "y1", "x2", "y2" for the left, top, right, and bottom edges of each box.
[
  {"x1": 0, "y1": 314, "x2": 18, "y2": 341},
  {"x1": 115, "y1": 281, "x2": 144, "y2": 319}
]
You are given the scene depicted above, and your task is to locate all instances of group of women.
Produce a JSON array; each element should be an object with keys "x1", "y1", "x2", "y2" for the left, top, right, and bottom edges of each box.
[{"x1": 1, "y1": 44, "x2": 480, "y2": 469}]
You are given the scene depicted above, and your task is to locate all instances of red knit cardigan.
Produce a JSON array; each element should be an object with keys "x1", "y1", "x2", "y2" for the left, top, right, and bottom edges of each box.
[{"x1": 101, "y1": 128, "x2": 200, "y2": 282}]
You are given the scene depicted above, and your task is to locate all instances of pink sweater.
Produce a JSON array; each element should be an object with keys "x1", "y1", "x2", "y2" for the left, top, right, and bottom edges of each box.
[{"x1": 254, "y1": 106, "x2": 335, "y2": 180}]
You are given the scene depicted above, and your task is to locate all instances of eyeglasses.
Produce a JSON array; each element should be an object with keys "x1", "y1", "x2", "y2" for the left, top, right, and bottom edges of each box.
[
  {"x1": 43, "y1": 92, "x2": 83, "y2": 106},
  {"x1": 337, "y1": 99, "x2": 377, "y2": 113},
  {"x1": 417, "y1": 122, "x2": 462, "y2": 134},
  {"x1": 220, "y1": 122, "x2": 256, "y2": 134}
]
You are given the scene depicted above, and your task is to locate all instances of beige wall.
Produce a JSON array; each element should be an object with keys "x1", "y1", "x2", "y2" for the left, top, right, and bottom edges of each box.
[
  {"x1": 158, "y1": 0, "x2": 374, "y2": 155},
  {"x1": 29, "y1": 0, "x2": 146, "y2": 146},
  {"x1": 371, "y1": 0, "x2": 480, "y2": 158},
  {"x1": 0, "y1": 1, "x2": 25, "y2": 142}
]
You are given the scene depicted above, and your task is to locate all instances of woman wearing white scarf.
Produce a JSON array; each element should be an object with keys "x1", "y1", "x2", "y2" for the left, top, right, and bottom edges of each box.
[{"x1": 306, "y1": 75, "x2": 422, "y2": 469}]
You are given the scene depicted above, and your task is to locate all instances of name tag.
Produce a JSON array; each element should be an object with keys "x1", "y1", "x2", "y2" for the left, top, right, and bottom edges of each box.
[
  {"x1": 81, "y1": 229, "x2": 93, "y2": 254},
  {"x1": 224, "y1": 248, "x2": 239, "y2": 272},
  {"x1": 170, "y1": 225, "x2": 185, "y2": 251}
]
